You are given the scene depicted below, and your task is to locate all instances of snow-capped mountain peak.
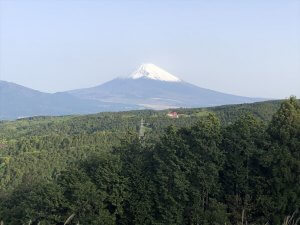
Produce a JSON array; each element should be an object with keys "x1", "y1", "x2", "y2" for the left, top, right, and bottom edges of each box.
[{"x1": 129, "y1": 63, "x2": 181, "y2": 82}]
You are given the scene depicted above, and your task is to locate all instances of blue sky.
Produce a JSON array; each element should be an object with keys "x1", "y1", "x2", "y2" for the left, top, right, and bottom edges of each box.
[{"x1": 0, "y1": 0, "x2": 299, "y2": 98}]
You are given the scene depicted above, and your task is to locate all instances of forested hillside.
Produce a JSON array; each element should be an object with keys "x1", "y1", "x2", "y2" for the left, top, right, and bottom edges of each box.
[
  {"x1": 0, "y1": 100, "x2": 283, "y2": 139},
  {"x1": 0, "y1": 99, "x2": 299, "y2": 225}
]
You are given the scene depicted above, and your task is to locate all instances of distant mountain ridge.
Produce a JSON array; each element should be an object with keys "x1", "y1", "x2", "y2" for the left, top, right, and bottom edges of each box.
[
  {"x1": 0, "y1": 80, "x2": 139, "y2": 120},
  {"x1": 69, "y1": 63, "x2": 265, "y2": 110},
  {"x1": 0, "y1": 63, "x2": 267, "y2": 120}
]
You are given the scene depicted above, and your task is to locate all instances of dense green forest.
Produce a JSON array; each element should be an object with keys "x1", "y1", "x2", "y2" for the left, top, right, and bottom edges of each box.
[{"x1": 0, "y1": 99, "x2": 299, "y2": 224}]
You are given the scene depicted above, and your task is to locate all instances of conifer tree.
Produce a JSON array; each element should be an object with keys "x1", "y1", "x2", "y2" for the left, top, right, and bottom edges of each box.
[{"x1": 261, "y1": 97, "x2": 300, "y2": 224}]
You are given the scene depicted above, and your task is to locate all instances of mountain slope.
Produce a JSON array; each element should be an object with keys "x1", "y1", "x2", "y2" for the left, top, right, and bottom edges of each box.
[
  {"x1": 69, "y1": 64, "x2": 265, "y2": 109},
  {"x1": 0, "y1": 81, "x2": 139, "y2": 120},
  {"x1": 0, "y1": 64, "x2": 267, "y2": 119}
]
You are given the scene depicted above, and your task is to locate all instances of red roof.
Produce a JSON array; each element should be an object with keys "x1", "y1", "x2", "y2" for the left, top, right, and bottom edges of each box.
[{"x1": 167, "y1": 112, "x2": 179, "y2": 118}]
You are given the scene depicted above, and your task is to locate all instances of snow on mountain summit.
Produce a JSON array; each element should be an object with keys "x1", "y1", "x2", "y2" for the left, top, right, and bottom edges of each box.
[{"x1": 129, "y1": 64, "x2": 181, "y2": 82}]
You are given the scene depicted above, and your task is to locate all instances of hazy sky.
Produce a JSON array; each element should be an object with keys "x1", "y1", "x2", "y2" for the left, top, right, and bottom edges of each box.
[{"x1": 0, "y1": 0, "x2": 299, "y2": 98}]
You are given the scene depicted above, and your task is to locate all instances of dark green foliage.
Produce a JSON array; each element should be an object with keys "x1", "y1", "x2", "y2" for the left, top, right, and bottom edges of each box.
[
  {"x1": 151, "y1": 125, "x2": 190, "y2": 224},
  {"x1": 1, "y1": 153, "x2": 126, "y2": 225},
  {"x1": 221, "y1": 115, "x2": 268, "y2": 224},
  {"x1": 0, "y1": 181, "x2": 65, "y2": 225},
  {"x1": 259, "y1": 97, "x2": 300, "y2": 224},
  {"x1": 0, "y1": 99, "x2": 299, "y2": 224},
  {"x1": 113, "y1": 134, "x2": 157, "y2": 225},
  {"x1": 180, "y1": 115, "x2": 227, "y2": 225},
  {"x1": 56, "y1": 154, "x2": 126, "y2": 225}
]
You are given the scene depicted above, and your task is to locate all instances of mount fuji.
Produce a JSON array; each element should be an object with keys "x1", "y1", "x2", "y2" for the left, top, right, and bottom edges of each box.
[
  {"x1": 0, "y1": 64, "x2": 266, "y2": 119},
  {"x1": 68, "y1": 63, "x2": 264, "y2": 109}
]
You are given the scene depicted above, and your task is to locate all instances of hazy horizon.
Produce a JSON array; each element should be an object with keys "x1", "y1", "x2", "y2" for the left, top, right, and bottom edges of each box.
[{"x1": 0, "y1": 0, "x2": 299, "y2": 98}]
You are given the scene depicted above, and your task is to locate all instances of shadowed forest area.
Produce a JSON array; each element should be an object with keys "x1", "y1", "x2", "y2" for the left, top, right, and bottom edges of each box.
[{"x1": 0, "y1": 98, "x2": 299, "y2": 225}]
